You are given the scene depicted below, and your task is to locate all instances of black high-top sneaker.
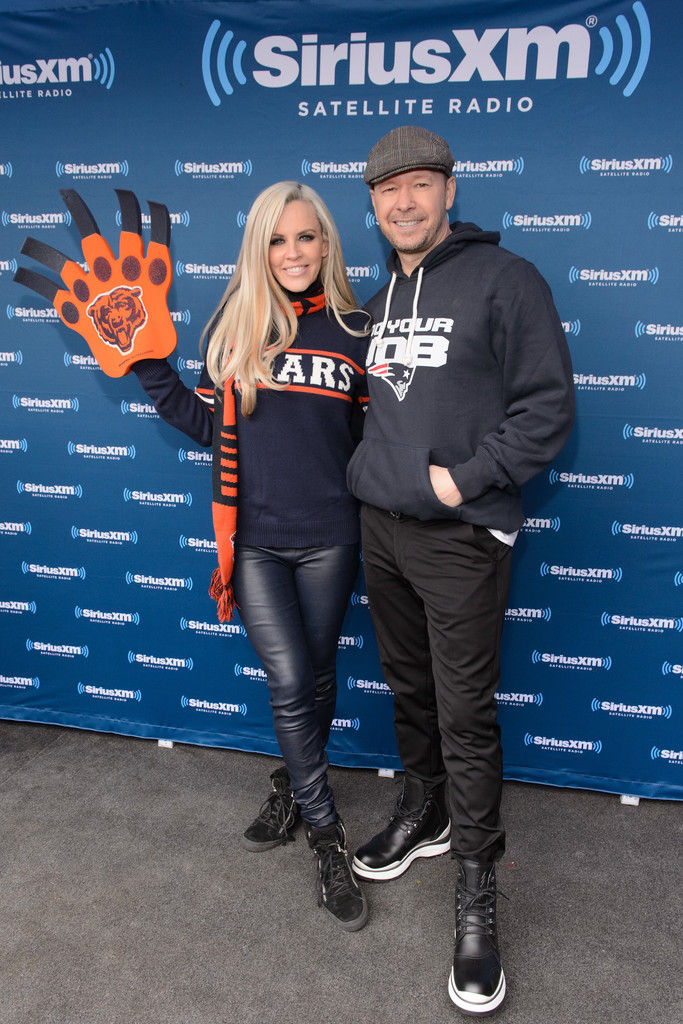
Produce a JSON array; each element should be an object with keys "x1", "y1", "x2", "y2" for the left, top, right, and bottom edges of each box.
[
  {"x1": 305, "y1": 818, "x2": 368, "y2": 931},
  {"x1": 448, "y1": 859, "x2": 506, "y2": 1015},
  {"x1": 352, "y1": 774, "x2": 451, "y2": 880},
  {"x1": 241, "y1": 765, "x2": 301, "y2": 852}
]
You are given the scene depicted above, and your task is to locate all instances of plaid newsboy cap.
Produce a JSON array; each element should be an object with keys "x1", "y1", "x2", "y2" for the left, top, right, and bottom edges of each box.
[{"x1": 364, "y1": 125, "x2": 454, "y2": 185}]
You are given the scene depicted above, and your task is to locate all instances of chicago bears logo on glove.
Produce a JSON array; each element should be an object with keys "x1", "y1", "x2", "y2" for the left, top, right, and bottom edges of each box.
[{"x1": 88, "y1": 286, "x2": 147, "y2": 354}]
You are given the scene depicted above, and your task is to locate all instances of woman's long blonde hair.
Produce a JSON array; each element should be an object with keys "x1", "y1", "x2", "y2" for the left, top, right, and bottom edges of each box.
[{"x1": 203, "y1": 181, "x2": 368, "y2": 415}]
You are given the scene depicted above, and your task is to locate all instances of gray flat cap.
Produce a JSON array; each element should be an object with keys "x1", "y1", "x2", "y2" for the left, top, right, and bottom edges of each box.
[{"x1": 364, "y1": 126, "x2": 454, "y2": 185}]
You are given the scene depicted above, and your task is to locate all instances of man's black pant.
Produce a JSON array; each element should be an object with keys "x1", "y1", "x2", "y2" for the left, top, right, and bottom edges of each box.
[{"x1": 361, "y1": 504, "x2": 512, "y2": 861}]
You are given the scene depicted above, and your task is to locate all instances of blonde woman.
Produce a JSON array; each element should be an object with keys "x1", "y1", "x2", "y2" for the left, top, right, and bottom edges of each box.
[{"x1": 132, "y1": 182, "x2": 370, "y2": 931}]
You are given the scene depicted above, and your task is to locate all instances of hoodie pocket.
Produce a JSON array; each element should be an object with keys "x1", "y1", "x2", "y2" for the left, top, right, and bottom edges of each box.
[{"x1": 347, "y1": 438, "x2": 461, "y2": 520}]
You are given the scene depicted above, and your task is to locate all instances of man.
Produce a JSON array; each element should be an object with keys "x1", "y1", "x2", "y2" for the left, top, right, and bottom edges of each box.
[{"x1": 346, "y1": 126, "x2": 574, "y2": 1014}]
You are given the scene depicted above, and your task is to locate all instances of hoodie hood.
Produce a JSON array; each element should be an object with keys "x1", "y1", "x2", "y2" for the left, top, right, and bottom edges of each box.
[{"x1": 385, "y1": 220, "x2": 501, "y2": 279}]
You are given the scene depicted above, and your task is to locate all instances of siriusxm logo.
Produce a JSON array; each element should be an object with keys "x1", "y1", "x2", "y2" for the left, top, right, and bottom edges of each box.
[
  {"x1": 175, "y1": 260, "x2": 236, "y2": 280},
  {"x1": 662, "y1": 661, "x2": 683, "y2": 677},
  {"x1": 350, "y1": 592, "x2": 369, "y2": 606},
  {"x1": 612, "y1": 520, "x2": 682, "y2": 542},
  {"x1": 174, "y1": 159, "x2": 252, "y2": 178},
  {"x1": 549, "y1": 468, "x2": 634, "y2": 490},
  {"x1": 505, "y1": 607, "x2": 551, "y2": 622},
  {"x1": 120, "y1": 399, "x2": 159, "y2": 418},
  {"x1": 301, "y1": 158, "x2": 366, "y2": 178},
  {"x1": 623, "y1": 423, "x2": 683, "y2": 444},
  {"x1": 568, "y1": 266, "x2": 659, "y2": 286},
  {"x1": 647, "y1": 212, "x2": 683, "y2": 231},
  {"x1": 178, "y1": 448, "x2": 212, "y2": 466},
  {"x1": 0, "y1": 673, "x2": 39, "y2": 689},
  {"x1": 13, "y1": 394, "x2": 78, "y2": 411},
  {"x1": 562, "y1": 319, "x2": 581, "y2": 336},
  {"x1": 0, "y1": 50, "x2": 115, "y2": 89},
  {"x1": 6, "y1": 304, "x2": 58, "y2": 321},
  {"x1": 178, "y1": 535, "x2": 217, "y2": 552},
  {"x1": 0, "y1": 519, "x2": 31, "y2": 535},
  {"x1": 68, "y1": 441, "x2": 136, "y2": 460},
  {"x1": 0, "y1": 163, "x2": 13, "y2": 177},
  {"x1": 201, "y1": 6, "x2": 650, "y2": 104},
  {"x1": 601, "y1": 611, "x2": 683, "y2": 633},
  {"x1": 0, "y1": 598, "x2": 36, "y2": 615},
  {"x1": 345, "y1": 264, "x2": 380, "y2": 283},
  {"x1": 347, "y1": 675, "x2": 391, "y2": 695},
  {"x1": 650, "y1": 746, "x2": 683, "y2": 765},
  {"x1": 22, "y1": 562, "x2": 85, "y2": 581},
  {"x1": 495, "y1": 690, "x2": 543, "y2": 707},
  {"x1": 180, "y1": 617, "x2": 245, "y2": 637},
  {"x1": 338, "y1": 634, "x2": 364, "y2": 650},
  {"x1": 331, "y1": 717, "x2": 361, "y2": 732},
  {"x1": 634, "y1": 320, "x2": 683, "y2": 340},
  {"x1": 451, "y1": 158, "x2": 524, "y2": 178},
  {"x1": 176, "y1": 356, "x2": 203, "y2": 373},
  {"x1": 55, "y1": 159, "x2": 129, "y2": 179},
  {"x1": 591, "y1": 697, "x2": 672, "y2": 720},
  {"x1": 579, "y1": 154, "x2": 672, "y2": 175},
  {"x1": 234, "y1": 663, "x2": 267, "y2": 680},
  {"x1": 532, "y1": 649, "x2": 612, "y2": 671},
  {"x1": 502, "y1": 211, "x2": 590, "y2": 231},
  {"x1": 524, "y1": 733, "x2": 602, "y2": 754},
  {"x1": 126, "y1": 571, "x2": 193, "y2": 592},
  {"x1": 129, "y1": 651, "x2": 193, "y2": 671},
  {"x1": 72, "y1": 526, "x2": 138, "y2": 545},
  {"x1": 2, "y1": 209, "x2": 73, "y2": 230},
  {"x1": 26, "y1": 638, "x2": 88, "y2": 658},
  {"x1": 522, "y1": 516, "x2": 560, "y2": 533},
  {"x1": 123, "y1": 488, "x2": 192, "y2": 508},
  {"x1": 0, "y1": 256, "x2": 18, "y2": 278},
  {"x1": 0, "y1": 346, "x2": 22, "y2": 362},
  {"x1": 573, "y1": 372, "x2": 646, "y2": 391},
  {"x1": 78, "y1": 683, "x2": 141, "y2": 702},
  {"x1": 181, "y1": 695, "x2": 248, "y2": 716},
  {"x1": 539, "y1": 563, "x2": 623, "y2": 583},
  {"x1": 170, "y1": 310, "x2": 192, "y2": 326},
  {"x1": 17, "y1": 480, "x2": 83, "y2": 499},
  {"x1": 64, "y1": 352, "x2": 100, "y2": 370},
  {"x1": 75, "y1": 606, "x2": 139, "y2": 626}
]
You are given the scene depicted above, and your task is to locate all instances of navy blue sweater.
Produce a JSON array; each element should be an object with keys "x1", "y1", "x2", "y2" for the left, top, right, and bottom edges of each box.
[{"x1": 133, "y1": 307, "x2": 368, "y2": 547}]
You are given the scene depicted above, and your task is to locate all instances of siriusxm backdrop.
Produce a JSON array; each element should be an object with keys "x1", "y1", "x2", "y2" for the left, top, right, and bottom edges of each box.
[{"x1": 1, "y1": 0, "x2": 681, "y2": 799}]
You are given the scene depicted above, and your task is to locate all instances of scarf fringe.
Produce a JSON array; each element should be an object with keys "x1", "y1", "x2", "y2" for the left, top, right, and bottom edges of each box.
[{"x1": 209, "y1": 566, "x2": 236, "y2": 623}]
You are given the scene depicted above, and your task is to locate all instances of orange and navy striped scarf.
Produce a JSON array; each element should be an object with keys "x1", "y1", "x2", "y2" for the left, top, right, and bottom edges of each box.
[{"x1": 209, "y1": 285, "x2": 326, "y2": 621}]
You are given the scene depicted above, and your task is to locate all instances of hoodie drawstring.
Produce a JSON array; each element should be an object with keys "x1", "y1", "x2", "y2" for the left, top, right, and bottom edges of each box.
[{"x1": 372, "y1": 266, "x2": 425, "y2": 367}]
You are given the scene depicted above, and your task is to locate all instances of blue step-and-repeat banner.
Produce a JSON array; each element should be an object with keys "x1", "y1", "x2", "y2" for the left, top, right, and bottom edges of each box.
[{"x1": 1, "y1": 0, "x2": 681, "y2": 799}]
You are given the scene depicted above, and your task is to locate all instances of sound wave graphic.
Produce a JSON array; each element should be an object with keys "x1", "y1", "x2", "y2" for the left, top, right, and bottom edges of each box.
[
  {"x1": 595, "y1": 2, "x2": 651, "y2": 97},
  {"x1": 202, "y1": 21, "x2": 247, "y2": 105}
]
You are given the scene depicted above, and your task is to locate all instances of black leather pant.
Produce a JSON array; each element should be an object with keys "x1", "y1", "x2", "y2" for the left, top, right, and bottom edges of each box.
[{"x1": 232, "y1": 542, "x2": 359, "y2": 826}]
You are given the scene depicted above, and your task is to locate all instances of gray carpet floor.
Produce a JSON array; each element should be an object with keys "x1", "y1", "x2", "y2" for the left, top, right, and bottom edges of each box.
[{"x1": 1, "y1": 720, "x2": 680, "y2": 1024}]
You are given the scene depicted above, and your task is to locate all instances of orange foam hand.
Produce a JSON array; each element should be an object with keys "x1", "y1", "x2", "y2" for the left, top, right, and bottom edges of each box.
[{"x1": 14, "y1": 189, "x2": 177, "y2": 377}]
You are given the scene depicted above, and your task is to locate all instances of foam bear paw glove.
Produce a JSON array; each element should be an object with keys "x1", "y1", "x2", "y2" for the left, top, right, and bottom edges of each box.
[{"x1": 14, "y1": 188, "x2": 177, "y2": 377}]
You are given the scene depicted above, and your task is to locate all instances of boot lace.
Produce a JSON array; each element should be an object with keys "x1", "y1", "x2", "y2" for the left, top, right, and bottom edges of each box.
[
  {"x1": 254, "y1": 773, "x2": 297, "y2": 838},
  {"x1": 315, "y1": 841, "x2": 359, "y2": 907},
  {"x1": 456, "y1": 881, "x2": 508, "y2": 937}
]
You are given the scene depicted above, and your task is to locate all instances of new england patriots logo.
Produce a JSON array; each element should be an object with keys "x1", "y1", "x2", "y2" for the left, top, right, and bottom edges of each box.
[
  {"x1": 367, "y1": 360, "x2": 416, "y2": 401},
  {"x1": 366, "y1": 319, "x2": 453, "y2": 401}
]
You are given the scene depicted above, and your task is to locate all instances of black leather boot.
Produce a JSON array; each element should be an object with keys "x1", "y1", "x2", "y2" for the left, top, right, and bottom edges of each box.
[
  {"x1": 352, "y1": 775, "x2": 451, "y2": 881},
  {"x1": 448, "y1": 858, "x2": 506, "y2": 1015},
  {"x1": 305, "y1": 818, "x2": 368, "y2": 931},
  {"x1": 241, "y1": 765, "x2": 301, "y2": 851}
]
